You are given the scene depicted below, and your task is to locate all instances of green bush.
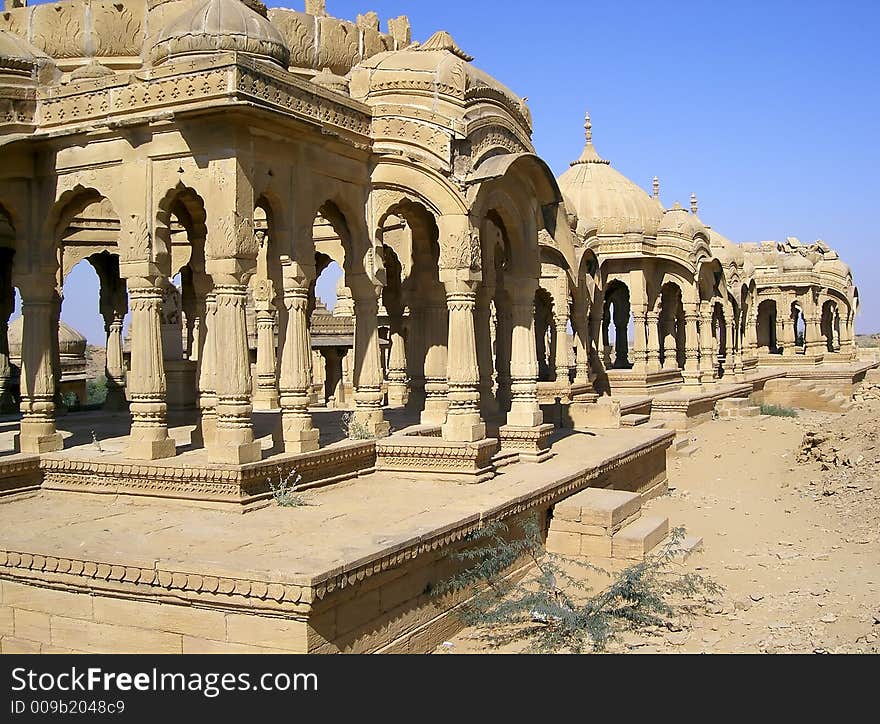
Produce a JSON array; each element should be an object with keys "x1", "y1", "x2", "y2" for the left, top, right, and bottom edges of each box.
[
  {"x1": 86, "y1": 376, "x2": 108, "y2": 406},
  {"x1": 760, "y1": 403, "x2": 798, "y2": 417},
  {"x1": 436, "y1": 513, "x2": 720, "y2": 653},
  {"x1": 268, "y1": 467, "x2": 308, "y2": 507},
  {"x1": 341, "y1": 410, "x2": 374, "y2": 440}
]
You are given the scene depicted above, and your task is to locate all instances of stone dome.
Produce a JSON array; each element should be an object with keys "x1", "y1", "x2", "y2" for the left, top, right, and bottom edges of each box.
[
  {"x1": 151, "y1": 0, "x2": 290, "y2": 68},
  {"x1": 657, "y1": 202, "x2": 708, "y2": 241},
  {"x1": 350, "y1": 30, "x2": 532, "y2": 134},
  {"x1": 0, "y1": 29, "x2": 54, "y2": 82},
  {"x1": 557, "y1": 113, "x2": 663, "y2": 238},
  {"x1": 7, "y1": 317, "x2": 87, "y2": 359},
  {"x1": 709, "y1": 227, "x2": 743, "y2": 266},
  {"x1": 780, "y1": 252, "x2": 813, "y2": 272},
  {"x1": 815, "y1": 253, "x2": 850, "y2": 278}
]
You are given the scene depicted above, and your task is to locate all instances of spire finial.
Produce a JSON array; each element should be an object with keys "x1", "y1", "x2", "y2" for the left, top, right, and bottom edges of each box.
[
  {"x1": 690, "y1": 192, "x2": 698, "y2": 215},
  {"x1": 652, "y1": 176, "x2": 659, "y2": 199},
  {"x1": 584, "y1": 111, "x2": 592, "y2": 144}
]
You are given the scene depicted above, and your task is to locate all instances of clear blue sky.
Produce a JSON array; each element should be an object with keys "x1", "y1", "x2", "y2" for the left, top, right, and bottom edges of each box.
[{"x1": 48, "y1": 0, "x2": 880, "y2": 341}]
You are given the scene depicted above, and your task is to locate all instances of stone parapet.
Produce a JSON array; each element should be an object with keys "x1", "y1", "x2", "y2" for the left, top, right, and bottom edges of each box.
[{"x1": 375, "y1": 435, "x2": 496, "y2": 483}]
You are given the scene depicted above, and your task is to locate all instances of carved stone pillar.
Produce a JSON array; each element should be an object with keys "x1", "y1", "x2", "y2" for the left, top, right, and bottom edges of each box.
[
  {"x1": 630, "y1": 305, "x2": 647, "y2": 374},
  {"x1": 682, "y1": 306, "x2": 701, "y2": 387},
  {"x1": 277, "y1": 271, "x2": 319, "y2": 453},
  {"x1": 553, "y1": 310, "x2": 571, "y2": 384},
  {"x1": 386, "y1": 326, "x2": 408, "y2": 408},
  {"x1": 0, "y1": 313, "x2": 13, "y2": 413},
  {"x1": 474, "y1": 286, "x2": 498, "y2": 417},
  {"x1": 15, "y1": 279, "x2": 63, "y2": 454},
  {"x1": 421, "y1": 298, "x2": 448, "y2": 425},
  {"x1": 192, "y1": 290, "x2": 217, "y2": 448},
  {"x1": 207, "y1": 261, "x2": 260, "y2": 464},
  {"x1": 494, "y1": 291, "x2": 513, "y2": 413},
  {"x1": 724, "y1": 317, "x2": 736, "y2": 377},
  {"x1": 252, "y1": 291, "x2": 279, "y2": 410},
  {"x1": 124, "y1": 274, "x2": 175, "y2": 460},
  {"x1": 699, "y1": 308, "x2": 715, "y2": 384},
  {"x1": 353, "y1": 288, "x2": 390, "y2": 437},
  {"x1": 404, "y1": 300, "x2": 426, "y2": 415},
  {"x1": 572, "y1": 295, "x2": 591, "y2": 386},
  {"x1": 103, "y1": 312, "x2": 127, "y2": 410},
  {"x1": 506, "y1": 291, "x2": 543, "y2": 428},
  {"x1": 646, "y1": 310, "x2": 661, "y2": 373},
  {"x1": 441, "y1": 280, "x2": 485, "y2": 442}
]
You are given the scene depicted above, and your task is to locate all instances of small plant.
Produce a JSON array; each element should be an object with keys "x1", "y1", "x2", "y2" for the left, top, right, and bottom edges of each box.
[
  {"x1": 268, "y1": 467, "x2": 308, "y2": 507},
  {"x1": 91, "y1": 430, "x2": 103, "y2": 453},
  {"x1": 341, "y1": 410, "x2": 374, "y2": 440},
  {"x1": 760, "y1": 403, "x2": 798, "y2": 417},
  {"x1": 436, "y1": 513, "x2": 720, "y2": 653}
]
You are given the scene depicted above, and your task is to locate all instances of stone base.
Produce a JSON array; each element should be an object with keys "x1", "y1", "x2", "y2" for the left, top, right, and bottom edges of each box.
[
  {"x1": 39, "y1": 439, "x2": 377, "y2": 508},
  {"x1": 375, "y1": 435, "x2": 497, "y2": 483},
  {"x1": 126, "y1": 437, "x2": 177, "y2": 461},
  {"x1": 497, "y1": 423, "x2": 555, "y2": 462},
  {"x1": 566, "y1": 397, "x2": 621, "y2": 429},
  {"x1": 209, "y1": 440, "x2": 262, "y2": 465},
  {"x1": 0, "y1": 456, "x2": 42, "y2": 496},
  {"x1": 14, "y1": 432, "x2": 64, "y2": 454},
  {"x1": 252, "y1": 395, "x2": 280, "y2": 411},
  {"x1": 282, "y1": 428, "x2": 320, "y2": 454}
]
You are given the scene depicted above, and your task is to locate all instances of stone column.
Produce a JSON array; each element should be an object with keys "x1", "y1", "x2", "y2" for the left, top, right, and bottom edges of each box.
[
  {"x1": 553, "y1": 308, "x2": 571, "y2": 384},
  {"x1": 682, "y1": 305, "x2": 701, "y2": 387},
  {"x1": 421, "y1": 298, "x2": 449, "y2": 425},
  {"x1": 699, "y1": 306, "x2": 715, "y2": 384},
  {"x1": 630, "y1": 304, "x2": 647, "y2": 374},
  {"x1": 494, "y1": 292, "x2": 513, "y2": 413},
  {"x1": 192, "y1": 289, "x2": 217, "y2": 448},
  {"x1": 646, "y1": 311, "x2": 661, "y2": 373},
  {"x1": 207, "y1": 261, "x2": 261, "y2": 464},
  {"x1": 277, "y1": 269, "x2": 319, "y2": 453},
  {"x1": 747, "y1": 311, "x2": 758, "y2": 359},
  {"x1": 805, "y1": 313, "x2": 823, "y2": 357},
  {"x1": 103, "y1": 311, "x2": 127, "y2": 410},
  {"x1": 252, "y1": 300, "x2": 279, "y2": 410},
  {"x1": 0, "y1": 313, "x2": 13, "y2": 413},
  {"x1": 724, "y1": 317, "x2": 736, "y2": 377},
  {"x1": 475, "y1": 286, "x2": 498, "y2": 417},
  {"x1": 571, "y1": 295, "x2": 591, "y2": 386},
  {"x1": 352, "y1": 286, "x2": 390, "y2": 437},
  {"x1": 15, "y1": 279, "x2": 63, "y2": 454},
  {"x1": 386, "y1": 325, "x2": 408, "y2": 407},
  {"x1": 404, "y1": 300, "x2": 426, "y2": 414},
  {"x1": 123, "y1": 273, "x2": 175, "y2": 460},
  {"x1": 506, "y1": 290, "x2": 543, "y2": 428},
  {"x1": 442, "y1": 280, "x2": 485, "y2": 442}
]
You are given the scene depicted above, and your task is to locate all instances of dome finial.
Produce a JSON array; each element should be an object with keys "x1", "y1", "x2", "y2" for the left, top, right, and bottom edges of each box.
[
  {"x1": 690, "y1": 192, "x2": 698, "y2": 215},
  {"x1": 652, "y1": 176, "x2": 660, "y2": 199},
  {"x1": 584, "y1": 111, "x2": 592, "y2": 144}
]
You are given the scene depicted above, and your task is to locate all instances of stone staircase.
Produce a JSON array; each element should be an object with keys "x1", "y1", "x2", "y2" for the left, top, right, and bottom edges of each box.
[
  {"x1": 758, "y1": 378, "x2": 853, "y2": 413},
  {"x1": 546, "y1": 488, "x2": 701, "y2": 567},
  {"x1": 715, "y1": 397, "x2": 761, "y2": 419}
]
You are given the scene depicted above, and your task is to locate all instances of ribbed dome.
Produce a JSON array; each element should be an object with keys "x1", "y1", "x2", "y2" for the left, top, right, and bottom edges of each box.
[
  {"x1": 151, "y1": 0, "x2": 290, "y2": 68},
  {"x1": 657, "y1": 202, "x2": 708, "y2": 240},
  {"x1": 8, "y1": 318, "x2": 87, "y2": 358},
  {"x1": 557, "y1": 113, "x2": 663, "y2": 238},
  {"x1": 815, "y1": 252, "x2": 850, "y2": 278},
  {"x1": 351, "y1": 30, "x2": 532, "y2": 134}
]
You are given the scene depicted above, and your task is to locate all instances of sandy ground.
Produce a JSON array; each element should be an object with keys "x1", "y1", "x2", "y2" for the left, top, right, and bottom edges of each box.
[{"x1": 442, "y1": 398, "x2": 880, "y2": 654}]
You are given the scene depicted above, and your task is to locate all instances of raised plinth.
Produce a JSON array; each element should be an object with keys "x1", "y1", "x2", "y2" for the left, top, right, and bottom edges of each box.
[
  {"x1": 0, "y1": 426, "x2": 674, "y2": 654},
  {"x1": 498, "y1": 423, "x2": 555, "y2": 462},
  {"x1": 39, "y1": 440, "x2": 376, "y2": 509},
  {"x1": 0, "y1": 455, "x2": 42, "y2": 496},
  {"x1": 375, "y1": 435, "x2": 497, "y2": 483}
]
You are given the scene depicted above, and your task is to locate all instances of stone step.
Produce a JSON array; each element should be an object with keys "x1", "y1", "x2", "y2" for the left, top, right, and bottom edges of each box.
[
  {"x1": 620, "y1": 413, "x2": 651, "y2": 427},
  {"x1": 553, "y1": 487, "x2": 642, "y2": 530},
  {"x1": 612, "y1": 516, "x2": 670, "y2": 560},
  {"x1": 671, "y1": 534, "x2": 704, "y2": 561}
]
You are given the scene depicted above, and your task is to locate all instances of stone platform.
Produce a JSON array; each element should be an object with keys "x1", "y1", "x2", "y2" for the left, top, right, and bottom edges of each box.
[{"x1": 0, "y1": 426, "x2": 673, "y2": 654}]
